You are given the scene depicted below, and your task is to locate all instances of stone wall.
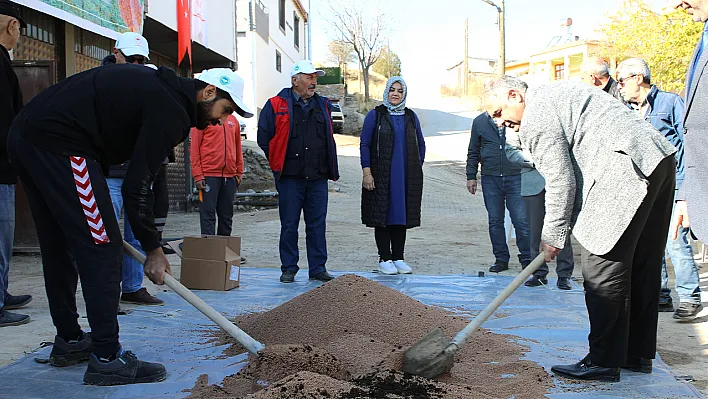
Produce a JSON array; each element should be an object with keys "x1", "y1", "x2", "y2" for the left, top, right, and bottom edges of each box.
[{"x1": 317, "y1": 84, "x2": 345, "y2": 100}]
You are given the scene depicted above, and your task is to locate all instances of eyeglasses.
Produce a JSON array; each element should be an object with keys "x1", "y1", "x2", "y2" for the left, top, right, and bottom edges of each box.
[
  {"x1": 617, "y1": 74, "x2": 638, "y2": 86},
  {"x1": 120, "y1": 50, "x2": 146, "y2": 65}
]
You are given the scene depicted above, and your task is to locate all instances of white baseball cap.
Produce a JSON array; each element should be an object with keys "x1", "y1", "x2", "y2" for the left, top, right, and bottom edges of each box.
[
  {"x1": 291, "y1": 60, "x2": 325, "y2": 77},
  {"x1": 197, "y1": 68, "x2": 254, "y2": 118},
  {"x1": 115, "y1": 32, "x2": 150, "y2": 59}
]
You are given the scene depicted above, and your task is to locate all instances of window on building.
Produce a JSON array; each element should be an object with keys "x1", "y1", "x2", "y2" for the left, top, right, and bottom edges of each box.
[
  {"x1": 294, "y1": 13, "x2": 300, "y2": 50},
  {"x1": 279, "y1": 0, "x2": 286, "y2": 32},
  {"x1": 276, "y1": 50, "x2": 282, "y2": 73},
  {"x1": 554, "y1": 64, "x2": 565, "y2": 80}
]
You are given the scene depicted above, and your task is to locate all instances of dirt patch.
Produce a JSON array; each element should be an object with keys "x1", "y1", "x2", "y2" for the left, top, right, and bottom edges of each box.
[
  {"x1": 186, "y1": 274, "x2": 553, "y2": 398},
  {"x1": 658, "y1": 347, "x2": 694, "y2": 366}
]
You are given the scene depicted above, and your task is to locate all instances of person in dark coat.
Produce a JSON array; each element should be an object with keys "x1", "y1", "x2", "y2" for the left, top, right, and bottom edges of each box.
[
  {"x1": 7, "y1": 65, "x2": 250, "y2": 385},
  {"x1": 360, "y1": 76, "x2": 426, "y2": 274},
  {"x1": 0, "y1": 0, "x2": 32, "y2": 328}
]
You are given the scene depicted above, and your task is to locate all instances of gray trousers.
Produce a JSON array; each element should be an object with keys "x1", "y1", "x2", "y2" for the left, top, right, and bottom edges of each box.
[
  {"x1": 199, "y1": 176, "x2": 238, "y2": 236},
  {"x1": 524, "y1": 189, "x2": 574, "y2": 278}
]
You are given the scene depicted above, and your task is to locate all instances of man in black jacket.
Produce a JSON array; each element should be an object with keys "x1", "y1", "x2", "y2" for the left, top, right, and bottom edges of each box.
[
  {"x1": 467, "y1": 112, "x2": 531, "y2": 273},
  {"x1": 7, "y1": 65, "x2": 248, "y2": 385},
  {"x1": 0, "y1": 0, "x2": 32, "y2": 328}
]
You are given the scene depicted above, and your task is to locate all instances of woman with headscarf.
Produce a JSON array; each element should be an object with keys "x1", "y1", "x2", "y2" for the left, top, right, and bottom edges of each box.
[{"x1": 360, "y1": 77, "x2": 426, "y2": 274}]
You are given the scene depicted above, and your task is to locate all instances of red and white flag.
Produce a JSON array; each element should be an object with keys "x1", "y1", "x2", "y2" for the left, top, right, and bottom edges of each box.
[
  {"x1": 71, "y1": 156, "x2": 110, "y2": 245},
  {"x1": 177, "y1": 0, "x2": 192, "y2": 66}
]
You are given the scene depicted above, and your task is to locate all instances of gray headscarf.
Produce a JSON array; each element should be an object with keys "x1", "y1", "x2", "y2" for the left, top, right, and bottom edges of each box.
[{"x1": 382, "y1": 76, "x2": 407, "y2": 116}]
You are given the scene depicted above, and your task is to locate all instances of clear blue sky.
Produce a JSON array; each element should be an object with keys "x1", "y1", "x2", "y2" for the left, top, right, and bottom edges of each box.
[{"x1": 310, "y1": 0, "x2": 667, "y2": 97}]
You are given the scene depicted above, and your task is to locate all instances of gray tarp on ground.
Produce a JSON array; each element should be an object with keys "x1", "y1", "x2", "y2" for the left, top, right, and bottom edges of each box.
[{"x1": 0, "y1": 268, "x2": 703, "y2": 398}]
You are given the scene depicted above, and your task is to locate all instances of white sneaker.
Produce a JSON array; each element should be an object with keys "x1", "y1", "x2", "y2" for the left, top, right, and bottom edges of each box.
[
  {"x1": 393, "y1": 260, "x2": 412, "y2": 274},
  {"x1": 378, "y1": 260, "x2": 398, "y2": 275}
]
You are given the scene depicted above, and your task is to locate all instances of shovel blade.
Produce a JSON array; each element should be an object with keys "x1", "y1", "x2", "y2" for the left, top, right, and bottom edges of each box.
[{"x1": 402, "y1": 327, "x2": 455, "y2": 379}]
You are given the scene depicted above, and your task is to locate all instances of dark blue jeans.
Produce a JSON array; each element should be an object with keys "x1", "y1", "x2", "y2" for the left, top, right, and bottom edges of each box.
[
  {"x1": 481, "y1": 174, "x2": 531, "y2": 264},
  {"x1": 276, "y1": 178, "x2": 328, "y2": 276}
]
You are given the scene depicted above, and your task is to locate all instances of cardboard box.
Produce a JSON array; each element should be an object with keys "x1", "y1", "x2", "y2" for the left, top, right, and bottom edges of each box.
[{"x1": 174, "y1": 235, "x2": 241, "y2": 291}]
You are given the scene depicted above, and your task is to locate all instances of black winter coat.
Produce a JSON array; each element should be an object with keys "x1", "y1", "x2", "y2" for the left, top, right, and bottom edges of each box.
[
  {"x1": 0, "y1": 44, "x2": 23, "y2": 184},
  {"x1": 361, "y1": 105, "x2": 423, "y2": 228}
]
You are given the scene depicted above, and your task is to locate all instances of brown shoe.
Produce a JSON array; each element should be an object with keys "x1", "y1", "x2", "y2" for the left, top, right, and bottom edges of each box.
[{"x1": 120, "y1": 288, "x2": 164, "y2": 306}]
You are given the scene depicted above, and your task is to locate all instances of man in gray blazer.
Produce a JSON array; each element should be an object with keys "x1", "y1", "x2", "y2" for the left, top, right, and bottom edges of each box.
[
  {"x1": 672, "y1": 1, "x2": 708, "y2": 276},
  {"x1": 484, "y1": 76, "x2": 676, "y2": 382},
  {"x1": 504, "y1": 128, "x2": 574, "y2": 290}
]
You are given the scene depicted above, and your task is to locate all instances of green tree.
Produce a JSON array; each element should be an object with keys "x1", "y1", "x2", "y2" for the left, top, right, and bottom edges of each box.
[
  {"x1": 373, "y1": 47, "x2": 402, "y2": 78},
  {"x1": 598, "y1": 0, "x2": 702, "y2": 94}
]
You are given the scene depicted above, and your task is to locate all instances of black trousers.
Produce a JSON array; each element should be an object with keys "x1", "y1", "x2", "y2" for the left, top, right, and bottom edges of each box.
[
  {"x1": 8, "y1": 131, "x2": 122, "y2": 358},
  {"x1": 153, "y1": 164, "x2": 169, "y2": 240},
  {"x1": 199, "y1": 176, "x2": 238, "y2": 236},
  {"x1": 375, "y1": 225, "x2": 407, "y2": 261},
  {"x1": 583, "y1": 156, "x2": 675, "y2": 367}
]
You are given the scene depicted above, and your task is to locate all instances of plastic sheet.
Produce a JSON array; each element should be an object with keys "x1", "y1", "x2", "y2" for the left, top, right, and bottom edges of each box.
[{"x1": 0, "y1": 268, "x2": 703, "y2": 398}]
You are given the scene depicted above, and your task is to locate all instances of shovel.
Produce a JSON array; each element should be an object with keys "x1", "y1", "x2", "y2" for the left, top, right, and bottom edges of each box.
[
  {"x1": 402, "y1": 253, "x2": 547, "y2": 379},
  {"x1": 123, "y1": 241, "x2": 265, "y2": 355}
]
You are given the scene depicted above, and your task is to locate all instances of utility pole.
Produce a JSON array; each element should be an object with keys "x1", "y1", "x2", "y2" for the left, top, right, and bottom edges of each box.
[
  {"x1": 463, "y1": 19, "x2": 469, "y2": 96},
  {"x1": 480, "y1": 0, "x2": 505, "y2": 76}
]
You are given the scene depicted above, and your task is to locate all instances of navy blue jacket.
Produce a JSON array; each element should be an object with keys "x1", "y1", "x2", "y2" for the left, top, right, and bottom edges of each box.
[
  {"x1": 466, "y1": 112, "x2": 521, "y2": 180},
  {"x1": 638, "y1": 85, "x2": 685, "y2": 189}
]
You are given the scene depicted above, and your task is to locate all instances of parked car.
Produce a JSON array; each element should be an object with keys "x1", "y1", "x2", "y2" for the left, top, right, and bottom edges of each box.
[
  {"x1": 235, "y1": 114, "x2": 247, "y2": 140},
  {"x1": 331, "y1": 103, "x2": 344, "y2": 133}
]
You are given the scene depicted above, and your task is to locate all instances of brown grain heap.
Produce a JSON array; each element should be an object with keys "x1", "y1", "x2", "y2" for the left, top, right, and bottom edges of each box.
[{"x1": 186, "y1": 274, "x2": 553, "y2": 399}]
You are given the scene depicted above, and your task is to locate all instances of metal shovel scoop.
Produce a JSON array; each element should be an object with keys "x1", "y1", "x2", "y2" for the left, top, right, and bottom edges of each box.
[{"x1": 402, "y1": 253, "x2": 547, "y2": 379}]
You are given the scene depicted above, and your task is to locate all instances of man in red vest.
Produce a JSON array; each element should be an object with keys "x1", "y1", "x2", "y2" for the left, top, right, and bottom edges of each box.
[{"x1": 257, "y1": 60, "x2": 340, "y2": 283}]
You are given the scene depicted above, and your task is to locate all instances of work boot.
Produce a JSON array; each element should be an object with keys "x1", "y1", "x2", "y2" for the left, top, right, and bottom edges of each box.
[
  {"x1": 310, "y1": 271, "x2": 335, "y2": 282},
  {"x1": 83, "y1": 350, "x2": 167, "y2": 386},
  {"x1": 673, "y1": 302, "x2": 703, "y2": 320},
  {"x1": 280, "y1": 270, "x2": 297, "y2": 283},
  {"x1": 4, "y1": 293, "x2": 32, "y2": 310},
  {"x1": 524, "y1": 275, "x2": 547, "y2": 287},
  {"x1": 489, "y1": 260, "x2": 509, "y2": 273},
  {"x1": 50, "y1": 332, "x2": 93, "y2": 367},
  {"x1": 0, "y1": 310, "x2": 30, "y2": 327},
  {"x1": 658, "y1": 299, "x2": 674, "y2": 312},
  {"x1": 120, "y1": 288, "x2": 164, "y2": 306},
  {"x1": 557, "y1": 277, "x2": 572, "y2": 290}
]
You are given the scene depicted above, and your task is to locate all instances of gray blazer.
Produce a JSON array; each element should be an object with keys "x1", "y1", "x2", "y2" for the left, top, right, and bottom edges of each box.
[
  {"x1": 504, "y1": 128, "x2": 545, "y2": 197},
  {"x1": 520, "y1": 82, "x2": 676, "y2": 255},
  {"x1": 679, "y1": 28, "x2": 708, "y2": 240}
]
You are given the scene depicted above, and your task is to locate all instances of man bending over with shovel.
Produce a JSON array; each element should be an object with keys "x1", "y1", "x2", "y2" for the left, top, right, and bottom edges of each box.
[
  {"x1": 483, "y1": 76, "x2": 676, "y2": 382},
  {"x1": 7, "y1": 65, "x2": 251, "y2": 385}
]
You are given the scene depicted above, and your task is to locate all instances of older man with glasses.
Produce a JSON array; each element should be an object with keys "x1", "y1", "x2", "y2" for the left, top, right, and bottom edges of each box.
[{"x1": 617, "y1": 58, "x2": 703, "y2": 321}]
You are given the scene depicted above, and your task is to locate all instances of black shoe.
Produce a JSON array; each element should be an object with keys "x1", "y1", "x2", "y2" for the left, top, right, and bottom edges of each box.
[
  {"x1": 240, "y1": 257, "x2": 247, "y2": 265},
  {"x1": 280, "y1": 270, "x2": 297, "y2": 283},
  {"x1": 4, "y1": 294, "x2": 32, "y2": 310},
  {"x1": 673, "y1": 302, "x2": 703, "y2": 320},
  {"x1": 489, "y1": 260, "x2": 509, "y2": 273},
  {"x1": 161, "y1": 244, "x2": 176, "y2": 255},
  {"x1": 50, "y1": 332, "x2": 93, "y2": 367},
  {"x1": 83, "y1": 351, "x2": 167, "y2": 386},
  {"x1": 120, "y1": 288, "x2": 164, "y2": 306},
  {"x1": 0, "y1": 310, "x2": 30, "y2": 327},
  {"x1": 524, "y1": 275, "x2": 548, "y2": 287},
  {"x1": 551, "y1": 355, "x2": 620, "y2": 382},
  {"x1": 557, "y1": 277, "x2": 572, "y2": 290},
  {"x1": 658, "y1": 300, "x2": 674, "y2": 312},
  {"x1": 622, "y1": 357, "x2": 652, "y2": 373},
  {"x1": 310, "y1": 271, "x2": 335, "y2": 282}
]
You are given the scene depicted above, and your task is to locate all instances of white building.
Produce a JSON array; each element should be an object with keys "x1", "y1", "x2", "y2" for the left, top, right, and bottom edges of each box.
[{"x1": 236, "y1": 0, "x2": 310, "y2": 128}]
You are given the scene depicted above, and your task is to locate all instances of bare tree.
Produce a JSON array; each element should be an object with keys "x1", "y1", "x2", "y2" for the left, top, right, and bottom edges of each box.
[
  {"x1": 324, "y1": 0, "x2": 390, "y2": 102},
  {"x1": 327, "y1": 40, "x2": 355, "y2": 69}
]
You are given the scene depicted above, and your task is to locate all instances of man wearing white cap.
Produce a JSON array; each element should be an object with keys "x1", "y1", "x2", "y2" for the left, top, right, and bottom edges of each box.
[
  {"x1": 102, "y1": 32, "x2": 165, "y2": 307},
  {"x1": 7, "y1": 64, "x2": 251, "y2": 385},
  {"x1": 257, "y1": 59, "x2": 340, "y2": 283}
]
